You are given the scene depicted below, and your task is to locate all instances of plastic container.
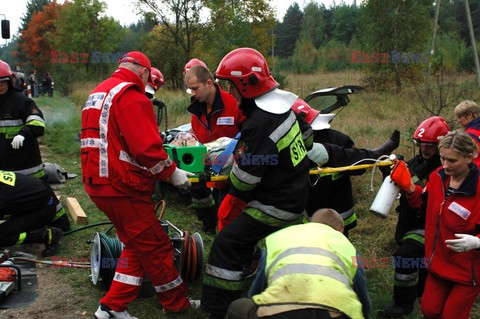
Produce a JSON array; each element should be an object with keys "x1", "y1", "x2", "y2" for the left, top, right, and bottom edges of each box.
[{"x1": 369, "y1": 175, "x2": 400, "y2": 218}]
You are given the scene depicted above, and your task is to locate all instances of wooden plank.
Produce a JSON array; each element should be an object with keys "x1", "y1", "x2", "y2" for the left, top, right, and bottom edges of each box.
[{"x1": 65, "y1": 197, "x2": 88, "y2": 225}]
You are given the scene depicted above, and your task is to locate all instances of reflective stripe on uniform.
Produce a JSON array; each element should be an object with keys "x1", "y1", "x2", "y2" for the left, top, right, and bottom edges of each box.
[
  {"x1": 192, "y1": 195, "x2": 215, "y2": 208},
  {"x1": 81, "y1": 138, "x2": 102, "y2": 148},
  {"x1": 0, "y1": 119, "x2": 23, "y2": 127},
  {"x1": 394, "y1": 272, "x2": 418, "y2": 287},
  {"x1": 340, "y1": 207, "x2": 357, "y2": 227},
  {"x1": 204, "y1": 264, "x2": 244, "y2": 291},
  {"x1": 83, "y1": 92, "x2": 107, "y2": 110},
  {"x1": 269, "y1": 112, "x2": 296, "y2": 144},
  {"x1": 402, "y1": 229, "x2": 425, "y2": 245},
  {"x1": 276, "y1": 122, "x2": 301, "y2": 152},
  {"x1": 205, "y1": 264, "x2": 243, "y2": 281},
  {"x1": 270, "y1": 263, "x2": 353, "y2": 291},
  {"x1": 16, "y1": 232, "x2": 27, "y2": 245},
  {"x1": 248, "y1": 201, "x2": 302, "y2": 221},
  {"x1": 266, "y1": 247, "x2": 349, "y2": 280},
  {"x1": 53, "y1": 207, "x2": 66, "y2": 220},
  {"x1": 148, "y1": 157, "x2": 173, "y2": 175},
  {"x1": 244, "y1": 207, "x2": 301, "y2": 228},
  {"x1": 154, "y1": 276, "x2": 183, "y2": 292},
  {"x1": 98, "y1": 82, "x2": 132, "y2": 177},
  {"x1": 26, "y1": 115, "x2": 45, "y2": 124},
  {"x1": 230, "y1": 164, "x2": 261, "y2": 191},
  {"x1": 118, "y1": 150, "x2": 173, "y2": 176},
  {"x1": 203, "y1": 274, "x2": 244, "y2": 291},
  {"x1": 113, "y1": 272, "x2": 143, "y2": 286}
]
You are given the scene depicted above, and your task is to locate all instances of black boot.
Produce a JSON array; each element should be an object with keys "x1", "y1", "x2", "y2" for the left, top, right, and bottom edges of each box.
[
  {"x1": 383, "y1": 303, "x2": 414, "y2": 318},
  {"x1": 26, "y1": 227, "x2": 62, "y2": 257},
  {"x1": 42, "y1": 227, "x2": 62, "y2": 257},
  {"x1": 369, "y1": 130, "x2": 401, "y2": 159}
]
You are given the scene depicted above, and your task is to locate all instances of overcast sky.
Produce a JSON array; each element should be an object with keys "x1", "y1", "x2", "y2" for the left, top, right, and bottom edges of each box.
[{"x1": 1, "y1": 0, "x2": 354, "y2": 39}]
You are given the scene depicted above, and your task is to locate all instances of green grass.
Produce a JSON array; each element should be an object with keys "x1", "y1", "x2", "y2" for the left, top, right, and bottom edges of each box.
[{"x1": 34, "y1": 71, "x2": 480, "y2": 319}]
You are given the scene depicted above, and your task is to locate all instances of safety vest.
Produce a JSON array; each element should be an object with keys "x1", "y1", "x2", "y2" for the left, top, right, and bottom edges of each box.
[{"x1": 253, "y1": 223, "x2": 364, "y2": 319}]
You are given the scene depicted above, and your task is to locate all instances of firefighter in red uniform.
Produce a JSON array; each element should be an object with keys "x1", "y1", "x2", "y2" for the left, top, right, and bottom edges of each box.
[
  {"x1": 201, "y1": 48, "x2": 310, "y2": 319},
  {"x1": 81, "y1": 51, "x2": 196, "y2": 319},
  {"x1": 185, "y1": 64, "x2": 246, "y2": 233},
  {"x1": 454, "y1": 100, "x2": 480, "y2": 167},
  {"x1": 392, "y1": 130, "x2": 480, "y2": 319}
]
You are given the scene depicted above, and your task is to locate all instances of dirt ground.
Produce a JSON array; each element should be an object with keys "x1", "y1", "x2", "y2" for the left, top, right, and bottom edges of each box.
[{"x1": 0, "y1": 246, "x2": 88, "y2": 319}]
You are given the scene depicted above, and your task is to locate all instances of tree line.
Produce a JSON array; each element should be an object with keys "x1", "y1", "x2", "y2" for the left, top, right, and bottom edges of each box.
[{"x1": 0, "y1": 0, "x2": 478, "y2": 94}]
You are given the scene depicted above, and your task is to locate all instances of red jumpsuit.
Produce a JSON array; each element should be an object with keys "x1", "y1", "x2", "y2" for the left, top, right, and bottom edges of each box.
[
  {"x1": 81, "y1": 67, "x2": 189, "y2": 312},
  {"x1": 407, "y1": 165, "x2": 480, "y2": 319}
]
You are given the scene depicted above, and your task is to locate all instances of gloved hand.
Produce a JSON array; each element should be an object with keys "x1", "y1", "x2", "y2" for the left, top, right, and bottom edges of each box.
[
  {"x1": 390, "y1": 160, "x2": 412, "y2": 192},
  {"x1": 307, "y1": 143, "x2": 329, "y2": 166},
  {"x1": 446, "y1": 234, "x2": 480, "y2": 252},
  {"x1": 11, "y1": 135, "x2": 25, "y2": 149},
  {"x1": 169, "y1": 168, "x2": 194, "y2": 188},
  {"x1": 218, "y1": 194, "x2": 247, "y2": 231}
]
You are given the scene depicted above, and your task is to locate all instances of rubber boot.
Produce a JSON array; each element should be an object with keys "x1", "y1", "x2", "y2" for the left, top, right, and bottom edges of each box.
[
  {"x1": 25, "y1": 227, "x2": 62, "y2": 257},
  {"x1": 369, "y1": 129, "x2": 400, "y2": 159},
  {"x1": 42, "y1": 227, "x2": 62, "y2": 257}
]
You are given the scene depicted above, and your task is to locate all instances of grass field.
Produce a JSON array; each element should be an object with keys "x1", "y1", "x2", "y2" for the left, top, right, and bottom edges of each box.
[{"x1": 37, "y1": 70, "x2": 480, "y2": 319}]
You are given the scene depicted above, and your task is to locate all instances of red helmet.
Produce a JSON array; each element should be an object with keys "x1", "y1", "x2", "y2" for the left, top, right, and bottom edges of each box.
[
  {"x1": 148, "y1": 67, "x2": 165, "y2": 90},
  {"x1": 183, "y1": 58, "x2": 207, "y2": 76},
  {"x1": 413, "y1": 116, "x2": 450, "y2": 143},
  {"x1": 291, "y1": 99, "x2": 319, "y2": 125},
  {"x1": 0, "y1": 59, "x2": 14, "y2": 86},
  {"x1": 215, "y1": 48, "x2": 279, "y2": 99}
]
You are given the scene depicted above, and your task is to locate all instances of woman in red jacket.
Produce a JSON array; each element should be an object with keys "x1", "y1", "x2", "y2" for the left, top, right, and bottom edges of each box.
[{"x1": 391, "y1": 130, "x2": 480, "y2": 319}]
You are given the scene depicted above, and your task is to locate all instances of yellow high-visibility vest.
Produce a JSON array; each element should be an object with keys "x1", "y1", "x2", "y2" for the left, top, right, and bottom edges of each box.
[{"x1": 253, "y1": 223, "x2": 364, "y2": 319}]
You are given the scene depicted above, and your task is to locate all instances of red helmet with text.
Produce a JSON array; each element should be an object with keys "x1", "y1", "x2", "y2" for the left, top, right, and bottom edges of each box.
[
  {"x1": 215, "y1": 48, "x2": 279, "y2": 99},
  {"x1": 0, "y1": 59, "x2": 14, "y2": 86},
  {"x1": 413, "y1": 116, "x2": 450, "y2": 143},
  {"x1": 148, "y1": 67, "x2": 165, "y2": 90},
  {"x1": 183, "y1": 58, "x2": 207, "y2": 76}
]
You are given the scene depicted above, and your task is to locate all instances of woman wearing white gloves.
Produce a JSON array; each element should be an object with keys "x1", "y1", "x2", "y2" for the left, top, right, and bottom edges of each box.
[{"x1": 391, "y1": 130, "x2": 480, "y2": 319}]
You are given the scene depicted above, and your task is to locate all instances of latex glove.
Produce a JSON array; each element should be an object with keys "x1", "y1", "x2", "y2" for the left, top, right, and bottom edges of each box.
[
  {"x1": 390, "y1": 160, "x2": 412, "y2": 192},
  {"x1": 218, "y1": 194, "x2": 247, "y2": 231},
  {"x1": 11, "y1": 135, "x2": 25, "y2": 149},
  {"x1": 169, "y1": 168, "x2": 194, "y2": 188},
  {"x1": 307, "y1": 143, "x2": 329, "y2": 166},
  {"x1": 446, "y1": 234, "x2": 480, "y2": 252}
]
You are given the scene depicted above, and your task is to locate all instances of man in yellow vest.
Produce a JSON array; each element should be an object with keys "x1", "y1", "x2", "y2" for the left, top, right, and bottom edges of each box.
[{"x1": 226, "y1": 208, "x2": 371, "y2": 319}]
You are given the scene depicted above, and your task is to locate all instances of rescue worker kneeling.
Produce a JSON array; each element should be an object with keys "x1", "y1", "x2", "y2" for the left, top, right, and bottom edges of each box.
[
  {"x1": 227, "y1": 209, "x2": 371, "y2": 319},
  {"x1": 0, "y1": 171, "x2": 62, "y2": 257}
]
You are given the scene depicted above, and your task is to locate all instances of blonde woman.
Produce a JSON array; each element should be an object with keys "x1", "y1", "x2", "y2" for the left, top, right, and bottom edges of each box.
[{"x1": 391, "y1": 130, "x2": 480, "y2": 319}]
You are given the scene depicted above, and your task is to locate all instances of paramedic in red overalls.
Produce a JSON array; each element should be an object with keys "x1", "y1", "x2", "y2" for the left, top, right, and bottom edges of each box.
[{"x1": 81, "y1": 51, "x2": 195, "y2": 319}]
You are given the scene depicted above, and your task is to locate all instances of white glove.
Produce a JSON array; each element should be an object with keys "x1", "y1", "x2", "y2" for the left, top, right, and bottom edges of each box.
[
  {"x1": 445, "y1": 234, "x2": 480, "y2": 252},
  {"x1": 11, "y1": 135, "x2": 25, "y2": 149},
  {"x1": 169, "y1": 168, "x2": 194, "y2": 188},
  {"x1": 307, "y1": 143, "x2": 329, "y2": 166}
]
